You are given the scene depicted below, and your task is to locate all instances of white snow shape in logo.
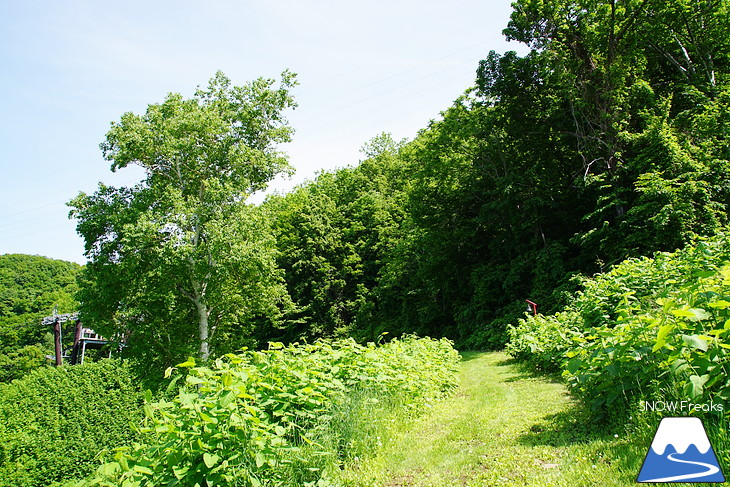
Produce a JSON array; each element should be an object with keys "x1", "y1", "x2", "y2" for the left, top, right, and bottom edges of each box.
[{"x1": 650, "y1": 417, "x2": 711, "y2": 455}]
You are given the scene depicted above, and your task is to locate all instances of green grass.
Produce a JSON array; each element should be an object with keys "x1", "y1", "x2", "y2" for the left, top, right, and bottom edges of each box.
[{"x1": 327, "y1": 352, "x2": 729, "y2": 487}]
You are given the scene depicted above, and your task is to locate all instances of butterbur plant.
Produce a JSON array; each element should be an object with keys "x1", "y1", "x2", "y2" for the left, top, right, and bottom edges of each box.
[
  {"x1": 82, "y1": 359, "x2": 299, "y2": 486},
  {"x1": 650, "y1": 266, "x2": 730, "y2": 402},
  {"x1": 506, "y1": 310, "x2": 583, "y2": 373}
]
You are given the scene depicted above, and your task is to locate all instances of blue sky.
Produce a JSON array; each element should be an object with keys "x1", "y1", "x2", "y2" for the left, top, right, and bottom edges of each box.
[{"x1": 1, "y1": 0, "x2": 523, "y2": 264}]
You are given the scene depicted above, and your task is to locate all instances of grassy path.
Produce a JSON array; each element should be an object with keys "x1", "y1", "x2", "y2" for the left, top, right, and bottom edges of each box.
[{"x1": 332, "y1": 352, "x2": 653, "y2": 486}]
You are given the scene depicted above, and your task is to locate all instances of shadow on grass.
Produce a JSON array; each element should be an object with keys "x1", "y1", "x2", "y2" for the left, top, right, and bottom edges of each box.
[
  {"x1": 517, "y1": 401, "x2": 657, "y2": 484},
  {"x1": 517, "y1": 407, "x2": 614, "y2": 447},
  {"x1": 500, "y1": 357, "x2": 566, "y2": 384},
  {"x1": 494, "y1": 355, "x2": 519, "y2": 366},
  {"x1": 459, "y1": 350, "x2": 567, "y2": 383},
  {"x1": 458, "y1": 351, "x2": 489, "y2": 362}
]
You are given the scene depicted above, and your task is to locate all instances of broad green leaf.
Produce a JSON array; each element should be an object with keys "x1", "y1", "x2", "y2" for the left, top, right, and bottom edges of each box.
[
  {"x1": 653, "y1": 324, "x2": 674, "y2": 352},
  {"x1": 685, "y1": 375, "x2": 709, "y2": 399},
  {"x1": 166, "y1": 374, "x2": 182, "y2": 394},
  {"x1": 709, "y1": 300, "x2": 730, "y2": 309},
  {"x1": 173, "y1": 465, "x2": 190, "y2": 479},
  {"x1": 133, "y1": 465, "x2": 154, "y2": 476},
  {"x1": 670, "y1": 359, "x2": 689, "y2": 374},
  {"x1": 200, "y1": 412, "x2": 218, "y2": 423},
  {"x1": 219, "y1": 390, "x2": 235, "y2": 408},
  {"x1": 567, "y1": 357, "x2": 582, "y2": 374},
  {"x1": 689, "y1": 308, "x2": 712, "y2": 321},
  {"x1": 682, "y1": 334, "x2": 709, "y2": 352},
  {"x1": 186, "y1": 375, "x2": 206, "y2": 385},
  {"x1": 99, "y1": 462, "x2": 121, "y2": 477},
  {"x1": 203, "y1": 452, "x2": 219, "y2": 469}
]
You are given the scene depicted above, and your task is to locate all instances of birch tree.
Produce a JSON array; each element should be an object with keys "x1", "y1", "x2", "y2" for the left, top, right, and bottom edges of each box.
[{"x1": 69, "y1": 71, "x2": 297, "y2": 367}]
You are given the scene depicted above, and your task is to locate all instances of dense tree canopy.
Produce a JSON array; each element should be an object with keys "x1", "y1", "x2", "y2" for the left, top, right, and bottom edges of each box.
[
  {"x1": 266, "y1": 134, "x2": 409, "y2": 343},
  {"x1": 502, "y1": 0, "x2": 730, "y2": 261},
  {"x1": 51, "y1": 0, "x2": 730, "y2": 365},
  {"x1": 266, "y1": 0, "x2": 730, "y2": 349}
]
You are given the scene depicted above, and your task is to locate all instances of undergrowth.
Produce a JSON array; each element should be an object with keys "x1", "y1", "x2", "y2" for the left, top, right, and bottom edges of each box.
[
  {"x1": 507, "y1": 232, "x2": 730, "y2": 481},
  {"x1": 72, "y1": 335, "x2": 459, "y2": 487},
  {"x1": 508, "y1": 231, "x2": 730, "y2": 414}
]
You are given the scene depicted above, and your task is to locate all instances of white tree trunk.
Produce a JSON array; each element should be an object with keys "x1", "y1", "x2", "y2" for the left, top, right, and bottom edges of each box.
[{"x1": 191, "y1": 278, "x2": 211, "y2": 362}]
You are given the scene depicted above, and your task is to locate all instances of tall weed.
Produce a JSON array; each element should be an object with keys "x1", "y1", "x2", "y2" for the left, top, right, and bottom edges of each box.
[
  {"x1": 78, "y1": 336, "x2": 459, "y2": 486},
  {"x1": 508, "y1": 231, "x2": 730, "y2": 416}
]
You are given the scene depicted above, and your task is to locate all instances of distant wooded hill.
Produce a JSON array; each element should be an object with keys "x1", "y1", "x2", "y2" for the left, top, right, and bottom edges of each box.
[{"x1": 0, "y1": 254, "x2": 81, "y2": 382}]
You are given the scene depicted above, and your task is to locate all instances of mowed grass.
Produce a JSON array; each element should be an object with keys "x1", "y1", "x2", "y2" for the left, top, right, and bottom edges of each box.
[{"x1": 329, "y1": 351, "x2": 690, "y2": 487}]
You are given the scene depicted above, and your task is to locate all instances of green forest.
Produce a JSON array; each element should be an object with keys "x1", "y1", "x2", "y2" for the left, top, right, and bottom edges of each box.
[
  {"x1": 0, "y1": 254, "x2": 80, "y2": 382},
  {"x1": 2, "y1": 0, "x2": 730, "y2": 485}
]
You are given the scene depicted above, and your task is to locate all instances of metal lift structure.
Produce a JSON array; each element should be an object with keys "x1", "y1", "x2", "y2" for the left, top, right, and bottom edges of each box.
[{"x1": 42, "y1": 311, "x2": 116, "y2": 365}]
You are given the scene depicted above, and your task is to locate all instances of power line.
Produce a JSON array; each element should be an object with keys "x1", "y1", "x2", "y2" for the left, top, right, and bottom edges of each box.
[{"x1": 0, "y1": 176, "x2": 143, "y2": 221}]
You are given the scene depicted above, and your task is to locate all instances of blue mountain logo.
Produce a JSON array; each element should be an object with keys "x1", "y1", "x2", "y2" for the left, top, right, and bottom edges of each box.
[{"x1": 638, "y1": 417, "x2": 725, "y2": 483}]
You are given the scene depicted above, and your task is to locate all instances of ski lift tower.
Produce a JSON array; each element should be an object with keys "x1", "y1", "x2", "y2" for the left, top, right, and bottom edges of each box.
[
  {"x1": 42, "y1": 311, "x2": 112, "y2": 365},
  {"x1": 42, "y1": 310, "x2": 77, "y2": 366}
]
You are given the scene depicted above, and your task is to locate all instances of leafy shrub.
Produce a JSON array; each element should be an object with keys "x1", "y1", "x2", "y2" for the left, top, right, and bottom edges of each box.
[
  {"x1": 508, "y1": 231, "x2": 730, "y2": 415},
  {"x1": 0, "y1": 359, "x2": 143, "y2": 487},
  {"x1": 81, "y1": 336, "x2": 459, "y2": 487},
  {"x1": 506, "y1": 310, "x2": 582, "y2": 373},
  {"x1": 566, "y1": 262, "x2": 730, "y2": 411}
]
